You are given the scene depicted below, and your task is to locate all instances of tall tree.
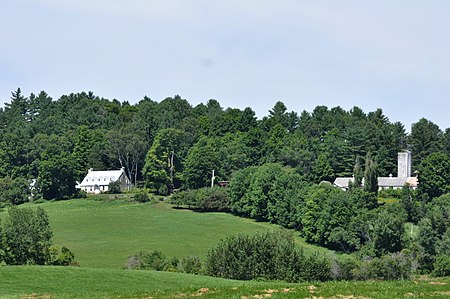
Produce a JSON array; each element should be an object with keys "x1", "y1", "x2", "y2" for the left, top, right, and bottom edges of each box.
[
  {"x1": 418, "y1": 151, "x2": 450, "y2": 200},
  {"x1": 4, "y1": 88, "x2": 28, "y2": 122},
  {"x1": 363, "y1": 152, "x2": 378, "y2": 194},
  {"x1": 38, "y1": 136, "x2": 77, "y2": 200},
  {"x1": 409, "y1": 118, "x2": 442, "y2": 169},
  {"x1": 106, "y1": 125, "x2": 148, "y2": 185},
  {"x1": 143, "y1": 128, "x2": 189, "y2": 194},
  {"x1": 183, "y1": 137, "x2": 220, "y2": 189}
]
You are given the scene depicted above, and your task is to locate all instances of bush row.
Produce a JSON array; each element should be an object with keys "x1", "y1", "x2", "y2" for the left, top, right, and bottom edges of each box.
[
  {"x1": 125, "y1": 250, "x2": 203, "y2": 275},
  {"x1": 128, "y1": 230, "x2": 422, "y2": 282},
  {"x1": 171, "y1": 187, "x2": 228, "y2": 212}
]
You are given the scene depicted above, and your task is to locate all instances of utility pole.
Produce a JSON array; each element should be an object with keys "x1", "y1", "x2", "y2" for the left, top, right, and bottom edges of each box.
[{"x1": 211, "y1": 170, "x2": 215, "y2": 188}]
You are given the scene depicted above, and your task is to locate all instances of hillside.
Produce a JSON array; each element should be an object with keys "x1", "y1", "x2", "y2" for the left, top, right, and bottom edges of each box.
[
  {"x1": 26, "y1": 198, "x2": 328, "y2": 268},
  {"x1": 1, "y1": 266, "x2": 449, "y2": 299}
]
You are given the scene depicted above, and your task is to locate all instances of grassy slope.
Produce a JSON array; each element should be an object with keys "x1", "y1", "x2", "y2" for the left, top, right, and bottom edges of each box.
[
  {"x1": 1, "y1": 266, "x2": 449, "y2": 299},
  {"x1": 28, "y1": 198, "x2": 327, "y2": 268}
]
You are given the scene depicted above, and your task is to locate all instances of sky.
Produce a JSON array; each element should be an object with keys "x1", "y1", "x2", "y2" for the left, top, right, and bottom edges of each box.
[{"x1": 1, "y1": 0, "x2": 450, "y2": 131}]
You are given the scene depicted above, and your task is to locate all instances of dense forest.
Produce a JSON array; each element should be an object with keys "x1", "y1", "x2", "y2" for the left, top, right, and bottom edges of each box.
[{"x1": 1, "y1": 88, "x2": 450, "y2": 277}]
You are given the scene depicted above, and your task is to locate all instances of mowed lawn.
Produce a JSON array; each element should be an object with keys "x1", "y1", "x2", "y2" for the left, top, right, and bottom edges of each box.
[
  {"x1": 20, "y1": 198, "x2": 327, "y2": 269},
  {"x1": 1, "y1": 266, "x2": 449, "y2": 299}
]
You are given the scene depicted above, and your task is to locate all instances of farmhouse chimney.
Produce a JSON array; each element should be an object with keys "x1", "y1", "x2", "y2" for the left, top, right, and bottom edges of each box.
[{"x1": 88, "y1": 168, "x2": 93, "y2": 173}]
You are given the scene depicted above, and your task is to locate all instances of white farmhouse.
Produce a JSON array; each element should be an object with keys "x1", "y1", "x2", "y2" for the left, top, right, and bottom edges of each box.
[{"x1": 76, "y1": 167, "x2": 131, "y2": 194}]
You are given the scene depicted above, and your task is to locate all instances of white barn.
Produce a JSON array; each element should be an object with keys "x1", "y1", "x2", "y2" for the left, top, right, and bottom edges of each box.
[
  {"x1": 333, "y1": 151, "x2": 418, "y2": 191},
  {"x1": 76, "y1": 167, "x2": 131, "y2": 194}
]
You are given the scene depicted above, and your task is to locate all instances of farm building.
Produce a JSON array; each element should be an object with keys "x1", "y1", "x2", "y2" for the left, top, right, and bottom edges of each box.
[
  {"x1": 76, "y1": 167, "x2": 131, "y2": 194},
  {"x1": 333, "y1": 151, "x2": 418, "y2": 191}
]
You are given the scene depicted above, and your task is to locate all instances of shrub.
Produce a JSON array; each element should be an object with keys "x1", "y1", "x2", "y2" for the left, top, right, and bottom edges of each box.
[
  {"x1": 378, "y1": 188, "x2": 403, "y2": 199},
  {"x1": 170, "y1": 187, "x2": 228, "y2": 211},
  {"x1": 50, "y1": 246, "x2": 76, "y2": 266},
  {"x1": 197, "y1": 187, "x2": 228, "y2": 212},
  {"x1": 432, "y1": 255, "x2": 450, "y2": 277},
  {"x1": 126, "y1": 250, "x2": 168, "y2": 271},
  {"x1": 205, "y1": 230, "x2": 331, "y2": 282},
  {"x1": 171, "y1": 189, "x2": 198, "y2": 208},
  {"x1": 133, "y1": 191, "x2": 150, "y2": 203},
  {"x1": 356, "y1": 251, "x2": 414, "y2": 280},
  {"x1": 157, "y1": 185, "x2": 169, "y2": 196},
  {"x1": 331, "y1": 254, "x2": 360, "y2": 280},
  {"x1": 180, "y1": 256, "x2": 203, "y2": 274},
  {"x1": 107, "y1": 181, "x2": 121, "y2": 194},
  {"x1": 73, "y1": 190, "x2": 87, "y2": 199},
  {"x1": 303, "y1": 252, "x2": 333, "y2": 281},
  {"x1": 166, "y1": 256, "x2": 180, "y2": 272}
]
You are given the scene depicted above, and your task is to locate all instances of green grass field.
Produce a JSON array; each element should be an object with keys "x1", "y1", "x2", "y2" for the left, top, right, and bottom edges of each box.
[
  {"x1": 1, "y1": 266, "x2": 449, "y2": 299},
  {"x1": 12, "y1": 198, "x2": 327, "y2": 268},
  {"x1": 0, "y1": 198, "x2": 449, "y2": 298}
]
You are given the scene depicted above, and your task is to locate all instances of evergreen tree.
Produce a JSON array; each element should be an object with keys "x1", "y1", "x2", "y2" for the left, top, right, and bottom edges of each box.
[{"x1": 363, "y1": 152, "x2": 378, "y2": 194}]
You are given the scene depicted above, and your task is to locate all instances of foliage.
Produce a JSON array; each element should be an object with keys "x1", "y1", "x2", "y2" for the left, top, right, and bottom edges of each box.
[
  {"x1": 409, "y1": 118, "x2": 443, "y2": 169},
  {"x1": 416, "y1": 193, "x2": 450, "y2": 272},
  {"x1": 432, "y1": 255, "x2": 450, "y2": 277},
  {"x1": 0, "y1": 176, "x2": 29, "y2": 205},
  {"x1": 183, "y1": 137, "x2": 220, "y2": 189},
  {"x1": 418, "y1": 151, "x2": 450, "y2": 199},
  {"x1": 126, "y1": 250, "x2": 204, "y2": 274},
  {"x1": 171, "y1": 189, "x2": 198, "y2": 208},
  {"x1": 49, "y1": 245, "x2": 76, "y2": 266},
  {"x1": 356, "y1": 251, "x2": 415, "y2": 280},
  {"x1": 180, "y1": 256, "x2": 203, "y2": 274},
  {"x1": 228, "y1": 163, "x2": 306, "y2": 227},
  {"x1": 107, "y1": 181, "x2": 121, "y2": 194},
  {"x1": 170, "y1": 187, "x2": 228, "y2": 211},
  {"x1": 133, "y1": 191, "x2": 150, "y2": 203},
  {"x1": 205, "y1": 230, "x2": 332, "y2": 282},
  {"x1": 143, "y1": 128, "x2": 189, "y2": 194},
  {"x1": 331, "y1": 254, "x2": 360, "y2": 280},
  {"x1": 1, "y1": 206, "x2": 53, "y2": 265},
  {"x1": 358, "y1": 204, "x2": 407, "y2": 257},
  {"x1": 400, "y1": 186, "x2": 420, "y2": 223},
  {"x1": 363, "y1": 152, "x2": 378, "y2": 194},
  {"x1": 196, "y1": 187, "x2": 229, "y2": 212},
  {"x1": 126, "y1": 250, "x2": 168, "y2": 271},
  {"x1": 2, "y1": 88, "x2": 450, "y2": 277}
]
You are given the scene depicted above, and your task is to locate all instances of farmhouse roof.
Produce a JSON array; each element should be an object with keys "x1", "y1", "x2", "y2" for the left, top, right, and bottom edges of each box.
[{"x1": 77, "y1": 168, "x2": 127, "y2": 187}]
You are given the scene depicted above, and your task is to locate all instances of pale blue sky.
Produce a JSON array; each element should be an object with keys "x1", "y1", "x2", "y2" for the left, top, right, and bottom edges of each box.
[{"x1": 1, "y1": 1, "x2": 450, "y2": 130}]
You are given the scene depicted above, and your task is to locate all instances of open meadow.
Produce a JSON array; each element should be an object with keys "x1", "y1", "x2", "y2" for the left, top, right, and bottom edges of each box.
[
  {"x1": 11, "y1": 197, "x2": 327, "y2": 268},
  {"x1": 0, "y1": 197, "x2": 449, "y2": 298},
  {"x1": 1, "y1": 266, "x2": 449, "y2": 299}
]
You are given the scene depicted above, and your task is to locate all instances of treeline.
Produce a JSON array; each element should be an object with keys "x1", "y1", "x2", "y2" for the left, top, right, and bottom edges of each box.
[
  {"x1": 172, "y1": 165, "x2": 450, "y2": 276},
  {"x1": 1, "y1": 88, "x2": 450, "y2": 202},
  {"x1": 127, "y1": 230, "x2": 422, "y2": 281}
]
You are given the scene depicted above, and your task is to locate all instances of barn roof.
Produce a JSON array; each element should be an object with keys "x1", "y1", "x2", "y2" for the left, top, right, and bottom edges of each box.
[{"x1": 333, "y1": 176, "x2": 418, "y2": 189}]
